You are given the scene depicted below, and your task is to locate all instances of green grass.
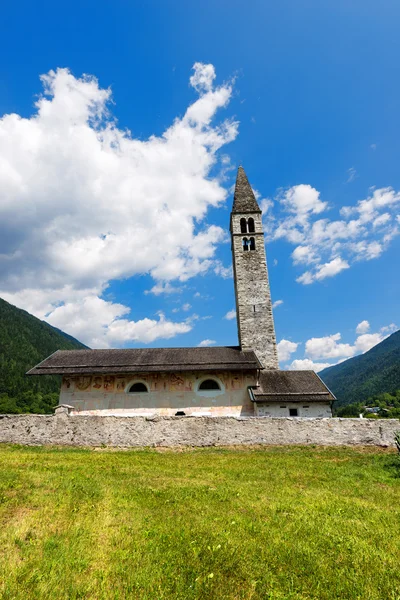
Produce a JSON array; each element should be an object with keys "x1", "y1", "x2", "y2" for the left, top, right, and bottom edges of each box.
[{"x1": 0, "y1": 445, "x2": 399, "y2": 600}]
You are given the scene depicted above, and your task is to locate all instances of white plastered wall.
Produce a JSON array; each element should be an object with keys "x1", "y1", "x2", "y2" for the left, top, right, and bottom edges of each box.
[
  {"x1": 59, "y1": 371, "x2": 257, "y2": 417},
  {"x1": 255, "y1": 402, "x2": 332, "y2": 418}
]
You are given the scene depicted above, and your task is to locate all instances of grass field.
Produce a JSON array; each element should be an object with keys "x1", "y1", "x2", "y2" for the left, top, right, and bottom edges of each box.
[{"x1": 0, "y1": 445, "x2": 399, "y2": 600}]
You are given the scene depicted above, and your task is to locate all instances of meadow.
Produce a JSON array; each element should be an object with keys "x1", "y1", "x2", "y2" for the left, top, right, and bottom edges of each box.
[{"x1": 0, "y1": 445, "x2": 399, "y2": 600}]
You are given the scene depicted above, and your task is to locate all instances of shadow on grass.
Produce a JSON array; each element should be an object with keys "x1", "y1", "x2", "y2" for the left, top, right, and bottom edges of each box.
[{"x1": 384, "y1": 454, "x2": 400, "y2": 479}]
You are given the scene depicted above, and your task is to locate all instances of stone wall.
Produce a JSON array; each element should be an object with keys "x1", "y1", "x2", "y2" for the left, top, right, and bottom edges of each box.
[{"x1": 1, "y1": 412, "x2": 399, "y2": 447}]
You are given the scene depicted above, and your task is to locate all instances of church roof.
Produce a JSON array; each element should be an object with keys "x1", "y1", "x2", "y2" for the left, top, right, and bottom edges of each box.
[
  {"x1": 232, "y1": 166, "x2": 262, "y2": 214},
  {"x1": 251, "y1": 370, "x2": 335, "y2": 403},
  {"x1": 27, "y1": 346, "x2": 262, "y2": 375}
]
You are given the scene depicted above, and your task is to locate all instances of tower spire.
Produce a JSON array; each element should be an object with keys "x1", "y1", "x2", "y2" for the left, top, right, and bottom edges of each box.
[
  {"x1": 230, "y1": 166, "x2": 278, "y2": 369},
  {"x1": 232, "y1": 166, "x2": 262, "y2": 214}
]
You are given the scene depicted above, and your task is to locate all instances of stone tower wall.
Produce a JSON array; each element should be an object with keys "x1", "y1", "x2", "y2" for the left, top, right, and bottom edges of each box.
[{"x1": 231, "y1": 212, "x2": 279, "y2": 369}]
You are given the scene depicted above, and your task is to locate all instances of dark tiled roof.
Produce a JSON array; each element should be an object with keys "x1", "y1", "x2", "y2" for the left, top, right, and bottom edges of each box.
[
  {"x1": 232, "y1": 166, "x2": 262, "y2": 214},
  {"x1": 27, "y1": 346, "x2": 262, "y2": 375},
  {"x1": 252, "y1": 370, "x2": 335, "y2": 402}
]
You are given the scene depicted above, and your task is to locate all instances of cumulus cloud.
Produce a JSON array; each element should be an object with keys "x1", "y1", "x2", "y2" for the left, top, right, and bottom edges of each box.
[
  {"x1": 305, "y1": 333, "x2": 355, "y2": 360},
  {"x1": 46, "y1": 297, "x2": 192, "y2": 348},
  {"x1": 354, "y1": 333, "x2": 384, "y2": 353},
  {"x1": 356, "y1": 320, "x2": 370, "y2": 334},
  {"x1": 272, "y1": 182, "x2": 400, "y2": 284},
  {"x1": 198, "y1": 339, "x2": 216, "y2": 347},
  {"x1": 277, "y1": 339, "x2": 299, "y2": 362},
  {"x1": 315, "y1": 257, "x2": 350, "y2": 281},
  {"x1": 289, "y1": 359, "x2": 332, "y2": 372},
  {"x1": 0, "y1": 63, "x2": 238, "y2": 346},
  {"x1": 224, "y1": 309, "x2": 236, "y2": 320},
  {"x1": 272, "y1": 299, "x2": 283, "y2": 309},
  {"x1": 189, "y1": 62, "x2": 216, "y2": 93},
  {"x1": 291, "y1": 321, "x2": 399, "y2": 370},
  {"x1": 282, "y1": 185, "x2": 328, "y2": 217}
]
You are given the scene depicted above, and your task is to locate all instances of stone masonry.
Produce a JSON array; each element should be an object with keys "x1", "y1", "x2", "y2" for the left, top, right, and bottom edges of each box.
[
  {"x1": 231, "y1": 167, "x2": 279, "y2": 369},
  {"x1": 0, "y1": 412, "x2": 398, "y2": 447}
]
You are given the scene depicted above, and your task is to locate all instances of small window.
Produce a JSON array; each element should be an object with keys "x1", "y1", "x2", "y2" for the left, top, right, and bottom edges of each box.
[
  {"x1": 248, "y1": 218, "x2": 255, "y2": 233},
  {"x1": 242, "y1": 237, "x2": 249, "y2": 251},
  {"x1": 199, "y1": 379, "x2": 221, "y2": 391},
  {"x1": 280, "y1": 406, "x2": 287, "y2": 409},
  {"x1": 240, "y1": 218, "x2": 247, "y2": 233},
  {"x1": 302, "y1": 406, "x2": 309, "y2": 409},
  {"x1": 289, "y1": 408, "x2": 298, "y2": 417},
  {"x1": 128, "y1": 382, "x2": 148, "y2": 393},
  {"x1": 249, "y1": 237, "x2": 256, "y2": 251},
  {"x1": 175, "y1": 411, "x2": 186, "y2": 416}
]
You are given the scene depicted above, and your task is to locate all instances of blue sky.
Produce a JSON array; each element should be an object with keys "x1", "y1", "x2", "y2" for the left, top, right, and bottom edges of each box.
[{"x1": 0, "y1": 0, "x2": 399, "y2": 370}]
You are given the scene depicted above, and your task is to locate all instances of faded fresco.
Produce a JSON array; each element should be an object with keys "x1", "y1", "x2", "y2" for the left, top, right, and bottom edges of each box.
[{"x1": 60, "y1": 371, "x2": 256, "y2": 416}]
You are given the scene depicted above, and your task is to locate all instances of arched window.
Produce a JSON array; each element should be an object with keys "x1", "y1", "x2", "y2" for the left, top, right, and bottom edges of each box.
[
  {"x1": 249, "y1": 237, "x2": 256, "y2": 251},
  {"x1": 248, "y1": 218, "x2": 255, "y2": 233},
  {"x1": 128, "y1": 382, "x2": 148, "y2": 393},
  {"x1": 240, "y1": 218, "x2": 247, "y2": 233},
  {"x1": 199, "y1": 379, "x2": 221, "y2": 391},
  {"x1": 242, "y1": 237, "x2": 249, "y2": 251}
]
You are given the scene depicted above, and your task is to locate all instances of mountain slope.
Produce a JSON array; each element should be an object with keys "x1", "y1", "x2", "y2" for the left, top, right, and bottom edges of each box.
[
  {"x1": 320, "y1": 330, "x2": 400, "y2": 407},
  {"x1": 0, "y1": 297, "x2": 87, "y2": 412}
]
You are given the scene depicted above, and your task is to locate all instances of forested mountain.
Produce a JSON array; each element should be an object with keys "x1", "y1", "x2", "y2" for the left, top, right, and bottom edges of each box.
[
  {"x1": 320, "y1": 330, "x2": 400, "y2": 408},
  {"x1": 0, "y1": 297, "x2": 87, "y2": 413}
]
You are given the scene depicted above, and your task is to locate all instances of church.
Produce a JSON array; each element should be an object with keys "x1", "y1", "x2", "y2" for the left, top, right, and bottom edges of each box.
[{"x1": 28, "y1": 167, "x2": 334, "y2": 418}]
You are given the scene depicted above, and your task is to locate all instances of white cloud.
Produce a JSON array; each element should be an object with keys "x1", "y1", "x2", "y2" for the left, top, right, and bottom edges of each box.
[
  {"x1": 198, "y1": 339, "x2": 216, "y2": 347},
  {"x1": 182, "y1": 303, "x2": 191, "y2": 312},
  {"x1": 282, "y1": 184, "x2": 327, "y2": 217},
  {"x1": 289, "y1": 359, "x2": 332, "y2": 372},
  {"x1": 271, "y1": 182, "x2": 400, "y2": 284},
  {"x1": 46, "y1": 297, "x2": 192, "y2": 348},
  {"x1": 260, "y1": 198, "x2": 273, "y2": 214},
  {"x1": 296, "y1": 257, "x2": 349, "y2": 285},
  {"x1": 189, "y1": 62, "x2": 216, "y2": 93},
  {"x1": 346, "y1": 167, "x2": 357, "y2": 183},
  {"x1": 277, "y1": 339, "x2": 299, "y2": 362},
  {"x1": 314, "y1": 257, "x2": 350, "y2": 281},
  {"x1": 145, "y1": 282, "x2": 183, "y2": 296},
  {"x1": 356, "y1": 320, "x2": 370, "y2": 334},
  {"x1": 224, "y1": 309, "x2": 236, "y2": 320},
  {"x1": 380, "y1": 323, "x2": 397, "y2": 334},
  {"x1": 292, "y1": 245, "x2": 319, "y2": 265},
  {"x1": 296, "y1": 271, "x2": 314, "y2": 285},
  {"x1": 214, "y1": 262, "x2": 233, "y2": 278},
  {"x1": 305, "y1": 333, "x2": 355, "y2": 360},
  {"x1": 299, "y1": 321, "x2": 398, "y2": 367},
  {"x1": 272, "y1": 299, "x2": 283, "y2": 309},
  {"x1": 354, "y1": 333, "x2": 384, "y2": 353},
  {"x1": 373, "y1": 213, "x2": 391, "y2": 228},
  {"x1": 0, "y1": 63, "x2": 238, "y2": 346}
]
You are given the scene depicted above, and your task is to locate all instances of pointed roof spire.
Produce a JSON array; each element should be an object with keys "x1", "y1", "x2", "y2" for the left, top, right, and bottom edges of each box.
[{"x1": 232, "y1": 166, "x2": 262, "y2": 214}]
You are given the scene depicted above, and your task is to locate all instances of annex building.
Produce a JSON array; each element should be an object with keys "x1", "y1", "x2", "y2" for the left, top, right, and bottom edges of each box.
[{"x1": 28, "y1": 167, "x2": 334, "y2": 418}]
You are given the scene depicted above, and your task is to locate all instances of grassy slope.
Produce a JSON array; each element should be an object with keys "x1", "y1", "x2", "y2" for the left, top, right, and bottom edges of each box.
[
  {"x1": 0, "y1": 297, "x2": 87, "y2": 398},
  {"x1": 320, "y1": 330, "x2": 400, "y2": 407},
  {"x1": 0, "y1": 446, "x2": 399, "y2": 600}
]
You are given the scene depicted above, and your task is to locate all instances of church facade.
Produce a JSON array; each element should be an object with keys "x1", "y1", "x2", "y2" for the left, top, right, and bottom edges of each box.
[{"x1": 28, "y1": 167, "x2": 334, "y2": 418}]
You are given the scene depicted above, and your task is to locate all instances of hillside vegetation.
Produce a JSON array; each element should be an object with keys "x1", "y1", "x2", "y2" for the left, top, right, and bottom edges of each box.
[
  {"x1": 0, "y1": 445, "x2": 399, "y2": 600},
  {"x1": 337, "y1": 389, "x2": 400, "y2": 418},
  {"x1": 320, "y1": 330, "x2": 400, "y2": 407},
  {"x1": 0, "y1": 297, "x2": 86, "y2": 414}
]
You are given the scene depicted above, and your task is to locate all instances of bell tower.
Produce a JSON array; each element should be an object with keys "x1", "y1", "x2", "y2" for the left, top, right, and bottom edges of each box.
[{"x1": 230, "y1": 166, "x2": 278, "y2": 369}]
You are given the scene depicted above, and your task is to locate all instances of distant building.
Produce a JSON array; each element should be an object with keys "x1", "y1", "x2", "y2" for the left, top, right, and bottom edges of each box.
[{"x1": 28, "y1": 167, "x2": 334, "y2": 417}]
